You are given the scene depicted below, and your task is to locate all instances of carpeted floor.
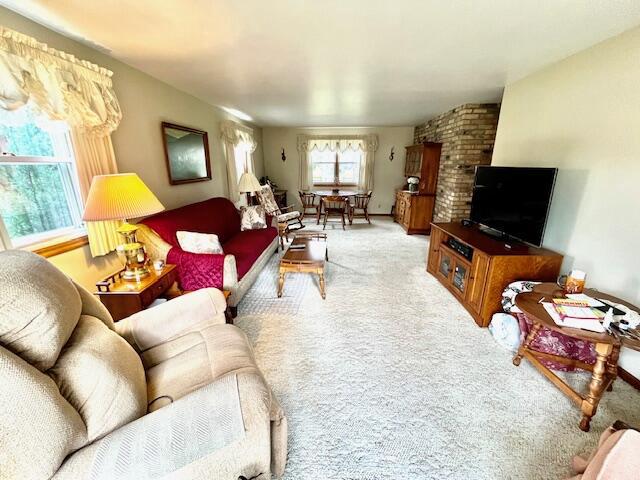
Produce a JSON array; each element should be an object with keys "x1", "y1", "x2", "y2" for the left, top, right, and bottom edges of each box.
[{"x1": 235, "y1": 217, "x2": 640, "y2": 480}]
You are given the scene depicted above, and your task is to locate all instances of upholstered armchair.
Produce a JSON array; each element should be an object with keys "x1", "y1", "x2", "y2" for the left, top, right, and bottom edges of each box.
[
  {"x1": 256, "y1": 184, "x2": 304, "y2": 248},
  {"x1": 0, "y1": 250, "x2": 287, "y2": 480},
  {"x1": 566, "y1": 421, "x2": 640, "y2": 479}
]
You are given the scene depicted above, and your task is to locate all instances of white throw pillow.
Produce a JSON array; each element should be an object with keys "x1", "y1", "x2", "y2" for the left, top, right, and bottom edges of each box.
[
  {"x1": 176, "y1": 231, "x2": 224, "y2": 254},
  {"x1": 240, "y1": 205, "x2": 267, "y2": 231}
]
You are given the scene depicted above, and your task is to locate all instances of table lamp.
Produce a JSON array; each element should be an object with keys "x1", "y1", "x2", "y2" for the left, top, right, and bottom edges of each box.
[
  {"x1": 83, "y1": 173, "x2": 164, "y2": 281},
  {"x1": 238, "y1": 171, "x2": 262, "y2": 205}
]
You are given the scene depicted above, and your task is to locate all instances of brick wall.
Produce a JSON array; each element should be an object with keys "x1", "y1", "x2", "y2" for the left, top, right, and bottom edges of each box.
[{"x1": 414, "y1": 103, "x2": 500, "y2": 222}]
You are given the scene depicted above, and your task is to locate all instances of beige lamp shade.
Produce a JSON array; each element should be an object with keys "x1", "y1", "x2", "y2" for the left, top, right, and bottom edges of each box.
[
  {"x1": 238, "y1": 172, "x2": 261, "y2": 193},
  {"x1": 83, "y1": 173, "x2": 165, "y2": 221}
]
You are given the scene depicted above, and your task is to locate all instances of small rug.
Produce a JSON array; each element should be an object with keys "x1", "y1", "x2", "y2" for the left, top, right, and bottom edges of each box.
[{"x1": 236, "y1": 218, "x2": 640, "y2": 479}]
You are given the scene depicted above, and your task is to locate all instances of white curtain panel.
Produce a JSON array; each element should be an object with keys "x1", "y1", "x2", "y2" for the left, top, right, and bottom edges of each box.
[
  {"x1": 296, "y1": 134, "x2": 378, "y2": 190},
  {"x1": 221, "y1": 120, "x2": 257, "y2": 203},
  {"x1": 0, "y1": 27, "x2": 122, "y2": 135}
]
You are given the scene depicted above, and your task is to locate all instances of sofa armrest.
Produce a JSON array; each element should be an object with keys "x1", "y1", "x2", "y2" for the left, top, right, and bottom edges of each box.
[
  {"x1": 135, "y1": 223, "x2": 172, "y2": 261},
  {"x1": 223, "y1": 254, "x2": 239, "y2": 291},
  {"x1": 167, "y1": 247, "x2": 226, "y2": 291},
  {"x1": 115, "y1": 288, "x2": 227, "y2": 351}
]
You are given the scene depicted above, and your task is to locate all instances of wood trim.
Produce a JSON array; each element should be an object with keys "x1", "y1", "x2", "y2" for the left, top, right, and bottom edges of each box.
[
  {"x1": 619, "y1": 367, "x2": 640, "y2": 391},
  {"x1": 33, "y1": 235, "x2": 89, "y2": 258}
]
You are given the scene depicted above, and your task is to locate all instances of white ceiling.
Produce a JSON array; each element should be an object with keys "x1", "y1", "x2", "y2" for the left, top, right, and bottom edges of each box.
[{"x1": 4, "y1": 0, "x2": 640, "y2": 127}]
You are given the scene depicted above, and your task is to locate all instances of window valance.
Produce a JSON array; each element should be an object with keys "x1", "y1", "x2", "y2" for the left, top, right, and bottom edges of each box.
[
  {"x1": 0, "y1": 27, "x2": 122, "y2": 135},
  {"x1": 220, "y1": 120, "x2": 257, "y2": 152},
  {"x1": 297, "y1": 134, "x2": 379, "y2": 153}
]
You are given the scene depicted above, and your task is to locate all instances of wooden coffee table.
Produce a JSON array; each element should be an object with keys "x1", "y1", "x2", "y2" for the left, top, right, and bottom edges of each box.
[
  {"x1": 278, "y1": 232, "x2": 328, "y2": 299},
  {"x1": 514, "y1": 283, "x2": 640, "y2": 431}
]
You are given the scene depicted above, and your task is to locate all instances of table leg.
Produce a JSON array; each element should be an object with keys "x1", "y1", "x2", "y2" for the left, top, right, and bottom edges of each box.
[
  {"x1": 318, "y1": 267, "x2": 326, "y2": 299},
  {"x1": 580, "y1": 342, "x2": 613, "y2": 432},
  {"x1": 513, "y1": 322, "x2": 542, "y2": 366},
  {"x1": 277, "y1": 269, "x2": 285, "y2": 298},
  {"x1": 606, "y1": 343, "x2": 621, "y2": 392}
]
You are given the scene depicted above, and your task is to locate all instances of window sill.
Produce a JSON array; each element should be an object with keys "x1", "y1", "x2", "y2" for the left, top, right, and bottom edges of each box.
[{"x1": 24, "y1": 230, "x2": 89, "y2": 258}]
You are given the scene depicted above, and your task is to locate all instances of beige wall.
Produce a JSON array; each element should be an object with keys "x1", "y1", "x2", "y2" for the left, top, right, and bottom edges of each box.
[
  {"x1": 492, "y1": 25, "x2": 640, "y2": 375},
  {"x1": 1, "y1": 7, "x2": 264, "y2": 290},
  {"x1": 262, "y1": 127, "x2": 414, "y2": 214}
]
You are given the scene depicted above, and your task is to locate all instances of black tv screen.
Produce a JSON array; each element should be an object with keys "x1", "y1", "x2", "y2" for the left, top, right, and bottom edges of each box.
[{"x1": 470, "y1": 166, "x2": 557, "y2": 246}]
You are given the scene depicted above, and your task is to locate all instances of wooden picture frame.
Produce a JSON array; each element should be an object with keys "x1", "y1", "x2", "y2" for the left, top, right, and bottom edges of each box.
[{"x1": 161, "y1": 122, "x2": 211, "y2": 185}]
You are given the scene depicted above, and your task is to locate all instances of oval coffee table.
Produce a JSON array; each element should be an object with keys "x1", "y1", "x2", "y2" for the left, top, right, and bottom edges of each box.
[{"x1": 514, "y1": 283, "x2": 640, "y2": 431}]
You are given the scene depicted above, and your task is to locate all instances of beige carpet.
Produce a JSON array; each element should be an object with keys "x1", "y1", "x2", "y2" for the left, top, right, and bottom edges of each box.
[{"x1": 235, "y1": 217, "x2": 640, "y2": 479}]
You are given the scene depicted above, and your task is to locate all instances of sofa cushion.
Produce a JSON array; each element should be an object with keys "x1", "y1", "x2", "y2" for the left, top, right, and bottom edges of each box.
[
  {"x1": 142, "y1": 197, "x2": 241, "y2": 246},
  {"x1": 0, "y1": 250, "x2": 81, "y2": 371},
  {"x1": 222, "y1": 227, "x2": 278, "y2": 279},
  {"x1": 177, "y1": 231, "x2": 224, "y2": 254}
]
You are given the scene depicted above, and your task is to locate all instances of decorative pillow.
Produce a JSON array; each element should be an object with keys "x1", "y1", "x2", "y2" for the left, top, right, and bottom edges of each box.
[
  {"x1": 176, "y1": 231, "x2": 224, "y2": 254},
  {"x1": 240, "y1": 205, "x2": 267, "y2": 231}
]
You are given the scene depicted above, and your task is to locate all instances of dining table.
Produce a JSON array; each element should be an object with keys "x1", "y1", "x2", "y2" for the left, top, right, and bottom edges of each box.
[{"x1": 311, "y1": 190, "x2": 365, "y2": 225}]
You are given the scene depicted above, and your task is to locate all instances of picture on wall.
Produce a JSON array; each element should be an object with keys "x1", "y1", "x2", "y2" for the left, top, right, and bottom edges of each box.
[{"x1": 161, "y1": 122, "x2": 211, "y2": 185}]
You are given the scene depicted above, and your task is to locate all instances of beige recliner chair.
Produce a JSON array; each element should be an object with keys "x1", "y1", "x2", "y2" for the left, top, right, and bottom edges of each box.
[{"x1": 0, "y1": 250, "x2": 287, "y2": 480}]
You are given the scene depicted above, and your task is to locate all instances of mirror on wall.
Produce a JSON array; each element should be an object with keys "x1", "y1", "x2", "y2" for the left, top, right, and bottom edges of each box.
[{"x1": 161, "y1": 122, "x2": 211, "y2": 185}]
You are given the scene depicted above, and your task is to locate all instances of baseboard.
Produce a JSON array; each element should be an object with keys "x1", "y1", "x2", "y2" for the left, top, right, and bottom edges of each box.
[
  {"x1": 369, "y1": 213, "x2": 393, "y2": 217},
  {"x1": 619, "y1": 367, "x2": 640, "y2": 391}
]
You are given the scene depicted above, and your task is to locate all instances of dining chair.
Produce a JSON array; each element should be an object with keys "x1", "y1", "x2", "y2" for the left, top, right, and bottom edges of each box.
[
  {"x1": 298, "y1": 191, "x2": 318, "y2": 221},
  {"x1": 349, "y1": 190, "x2": 373, "y2": 224},
  {"x1": 321, "y1": 195, "x2": 349, "y2": 230}
]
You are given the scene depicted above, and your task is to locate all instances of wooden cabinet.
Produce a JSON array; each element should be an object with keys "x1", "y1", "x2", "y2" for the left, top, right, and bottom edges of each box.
[
  {"x1": 396, "y1": 142, "x2": 441, "y2": 235},
  {"x1": 427, "y1": 222, "x2": 563, "y2": 327},
  {"x1": 394, "y1": 190, "x2": 435, "y2": 234},
  {"x1": 404, "y1": 142, "x2": 442, "y2": 194}
]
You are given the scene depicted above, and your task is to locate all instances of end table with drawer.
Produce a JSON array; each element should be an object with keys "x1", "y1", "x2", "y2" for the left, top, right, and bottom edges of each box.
[{"x1": 95, "y1": 265, "x2": 179, "y2": 321}]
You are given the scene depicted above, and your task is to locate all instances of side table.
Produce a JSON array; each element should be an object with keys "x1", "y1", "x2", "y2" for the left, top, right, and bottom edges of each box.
[
  {"x1": 514, "y1": 283, "x2": 640, "y2": 431},
  {"x1": 95, "y1": 265, "x2": 178, "y2": 321}
]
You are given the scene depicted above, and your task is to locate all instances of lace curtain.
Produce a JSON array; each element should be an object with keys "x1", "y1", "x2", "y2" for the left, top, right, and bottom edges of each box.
[
  {"x1": 0, "y1": 27, "x2": 124, "y2": 256},
  {"x1": 221, "y1": 120, "x2": 257, "y2": 203},
  {"x1": 297, "y1": 134, "x2": 379, "y2": 190}
]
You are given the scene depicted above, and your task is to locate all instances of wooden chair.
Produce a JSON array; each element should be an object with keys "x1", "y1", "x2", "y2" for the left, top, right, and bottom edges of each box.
[
  {"x1": 298, "y1": 191, "x2": 318, "y2": 221},
  {"x1": 321, "y1": 195, "x2": 349, "y2": 230},
  {"x1": 349, "y1": 190, "x2": 372, "y2": 224},
  {"x1": 256, "y1": 184, "x2": 304, "y2": 248}
]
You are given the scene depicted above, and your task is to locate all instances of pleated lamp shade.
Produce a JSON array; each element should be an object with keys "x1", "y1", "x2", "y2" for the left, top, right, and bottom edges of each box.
[
  {"x1": 83, "y1": 173, "x2": 165, "y2": 221},
  {"x1": 238, "y1": 172, "x2": 261, "y2": 193}
]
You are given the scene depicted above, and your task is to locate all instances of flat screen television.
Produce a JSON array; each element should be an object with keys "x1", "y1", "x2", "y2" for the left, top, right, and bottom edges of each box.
[{"x1": 469, "y1": 166, "x2": 557, "y2": 247}]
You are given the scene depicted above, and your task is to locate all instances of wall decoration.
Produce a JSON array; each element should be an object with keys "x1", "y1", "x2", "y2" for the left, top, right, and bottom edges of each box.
[
  {"x1": 161, "y1": 122, "x2": 211, "y2": 185},
  {"x1": 281, "y1": 147, "x2": 286, "y2": 162},
  {"x1": 389, "y1": 146, "x2": 395, "y2": 162}
]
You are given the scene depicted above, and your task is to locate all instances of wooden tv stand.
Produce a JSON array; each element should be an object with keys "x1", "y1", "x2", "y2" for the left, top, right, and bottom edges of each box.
[{"x1": 427, "y1": 222, "x2": 563, "y2": 327}]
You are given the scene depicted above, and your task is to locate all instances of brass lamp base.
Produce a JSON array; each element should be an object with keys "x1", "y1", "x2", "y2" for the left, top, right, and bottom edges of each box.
[{"x1": 115, "y1": 223, "x2": 150, "y2": 281}]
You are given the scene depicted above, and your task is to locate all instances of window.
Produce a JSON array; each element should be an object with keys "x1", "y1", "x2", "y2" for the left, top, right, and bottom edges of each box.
[
  {"x1": 0, "y1": 106, "x2": 84, "y2": 249},
  {"x1": 311, "y1": 148, "x2": 362, "y2": 186}
]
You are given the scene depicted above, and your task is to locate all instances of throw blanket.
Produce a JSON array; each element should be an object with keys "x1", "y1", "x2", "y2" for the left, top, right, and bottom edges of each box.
[
  {"x1": 502, "y1": 281, "x2": 596, "y2": 371},
  {"x1": 167, "y1": 248, "x2": 225, "y2": 291}
]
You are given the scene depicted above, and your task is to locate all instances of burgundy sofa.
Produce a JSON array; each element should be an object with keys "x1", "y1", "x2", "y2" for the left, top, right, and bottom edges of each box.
[{"x1": 136, "y1": 197, "x2": 278, "y2": 310}]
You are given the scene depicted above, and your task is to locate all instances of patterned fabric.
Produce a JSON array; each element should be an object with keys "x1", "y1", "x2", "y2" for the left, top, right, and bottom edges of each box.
[
  {"x1": 240, "y1": 205, "x2": 267, "y2": 231},
  {"x1": 277, "y1": 211, "x2": 301, "y2": 222},
  {"x1": 176, "y1": 231, "x2": 224, "y2": 254},
  {"x1": 502, "y1": 281, "x2": 596, "y2": 371},
  {"x1": 167, "y1": 248, "x2": 225, "y2": 290},
  {"x1": 255, "y1": 185, "x2": 281, "y2": 215}
]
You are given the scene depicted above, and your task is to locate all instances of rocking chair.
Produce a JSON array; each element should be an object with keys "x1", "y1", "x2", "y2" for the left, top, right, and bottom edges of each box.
[{"x1": 256, "y1": 184, "x2": 304, "y2": 248}]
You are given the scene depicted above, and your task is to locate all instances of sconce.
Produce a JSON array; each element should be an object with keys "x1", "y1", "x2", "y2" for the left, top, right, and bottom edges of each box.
[
  {"x1": 281, "y1": 148, "x2": 286, "y2": 162},
  {"x1": 389, "y1": 147, "x2": 395, "y2": 162}
]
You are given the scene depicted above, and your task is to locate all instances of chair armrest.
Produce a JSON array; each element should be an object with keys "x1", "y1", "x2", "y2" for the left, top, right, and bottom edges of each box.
[
  {"x1": 280, "y1": 205, "x2": 296, "y2": 212},
  {"x1": 115, "y1": 288, "x2": 227, "y2": 351}
]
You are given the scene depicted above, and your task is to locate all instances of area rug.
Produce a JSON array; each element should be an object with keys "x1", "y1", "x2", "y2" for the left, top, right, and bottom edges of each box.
[{"x1": 235, "y1": 218, "x2": 640, "y2": 479}]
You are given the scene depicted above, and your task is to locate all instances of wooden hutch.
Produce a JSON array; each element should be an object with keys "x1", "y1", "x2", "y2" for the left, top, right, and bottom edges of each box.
[
  {"x1": 394, "y1": 142, "x2": 442, "y2": 234},
  {"x1": 427, "y1": 222, "x2": 563, "y2": 327}
]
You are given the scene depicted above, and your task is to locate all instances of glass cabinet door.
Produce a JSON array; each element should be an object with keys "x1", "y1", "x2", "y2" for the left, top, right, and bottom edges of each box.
[
  {"x1": 438, "y1": 251, "x2": 453, "y2": 279},
  {"x1": 452, "y1": 261, "x2": 468, "y2": 294}
]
